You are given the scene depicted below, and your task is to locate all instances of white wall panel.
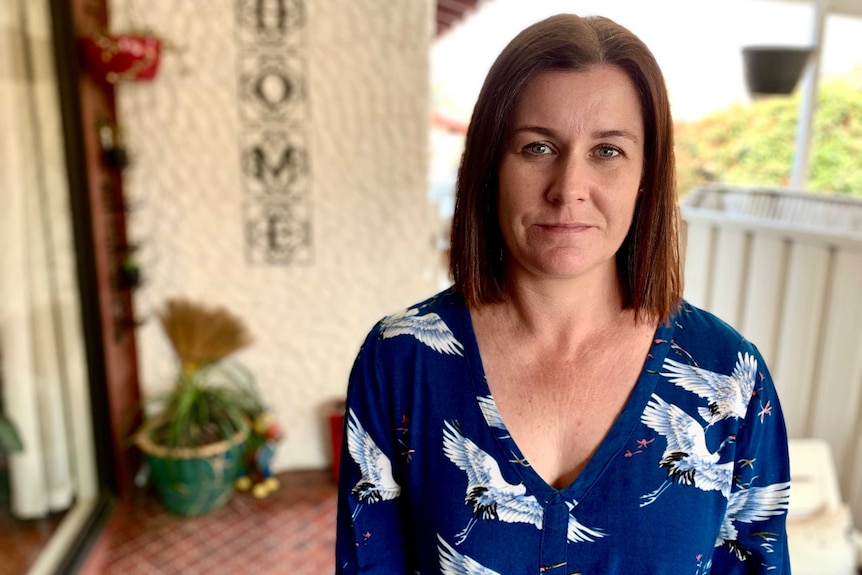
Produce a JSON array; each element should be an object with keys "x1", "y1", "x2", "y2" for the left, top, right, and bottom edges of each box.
[
  {"x1": 808, "y1": 250, "x2": 862, "y2": 498},
  {"x1": 682, "y1": 220, "x2": 713, "y2": 309},
  {"x1": 708, "y1": 227, "x2": 748, "y2": 328},
  {"x1": 771, "y1": 242, "x2": 830, "y2": 438},
  {"x1": 739, "y1": 235, "x2": 786, "y2": 366},
  {"x1": 682, "y1": 184, "x2": 862, "y2": 525}
]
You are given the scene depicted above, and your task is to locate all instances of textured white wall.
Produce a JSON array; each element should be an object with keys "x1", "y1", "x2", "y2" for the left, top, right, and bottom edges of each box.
[{"x1": 111, "y1": 0, "x2": 438, "y2": 470}]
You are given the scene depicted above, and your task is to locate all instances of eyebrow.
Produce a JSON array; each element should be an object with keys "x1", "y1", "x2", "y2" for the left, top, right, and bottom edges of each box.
[
  {"x1": 511, "y1": 125, "x2": 642, "y2": 144},
  {"x1": 594, "y1": 129, "x2": 641, "y2": 143}
]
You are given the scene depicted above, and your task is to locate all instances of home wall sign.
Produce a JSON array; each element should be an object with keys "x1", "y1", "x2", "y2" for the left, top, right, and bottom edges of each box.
[
  {"x1": 241, "y1": 131, "x2": 308, "y2": 197},
  {"x1": 236, "y1": 0, "x2": 311, "y2": 266}
]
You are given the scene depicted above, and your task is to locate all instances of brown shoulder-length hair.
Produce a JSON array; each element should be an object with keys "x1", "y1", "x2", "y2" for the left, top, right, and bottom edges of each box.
[{"x1": 449, "y1": 13, "x2": 682, "y2": 324}]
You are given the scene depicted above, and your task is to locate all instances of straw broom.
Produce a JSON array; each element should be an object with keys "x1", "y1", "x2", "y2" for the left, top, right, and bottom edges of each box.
[{"x1": 158, "y1": 298, "x2": 253, "y2": 372}]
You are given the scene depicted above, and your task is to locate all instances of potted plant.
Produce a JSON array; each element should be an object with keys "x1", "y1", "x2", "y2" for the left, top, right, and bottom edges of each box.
[
  {"x1": 742, "y1": 45, "x2": 813, "y2": 96},
  {"x1": 0, "y1": 413, "x2": 23, "y2": 454},
  {"x1": 0, "y1": 392, "x2": 23, "y2": 509},
  {"x1": 0, "y1": 367, "x2": 23, "y2": 454},
  {"x1": 134, "y1": 297, "x2": 264, "y2": 515}
]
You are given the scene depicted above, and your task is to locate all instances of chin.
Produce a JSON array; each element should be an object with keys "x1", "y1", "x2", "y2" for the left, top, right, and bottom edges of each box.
[{"x1": 513, "y1": 250, "x2": 614, "y2": 281}]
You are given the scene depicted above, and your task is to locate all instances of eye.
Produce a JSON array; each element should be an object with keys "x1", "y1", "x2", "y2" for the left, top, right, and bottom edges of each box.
[
  {"x1": 523, "y1": 142, "x2": 553, "y2": 155},
  {"x1": 595, "y1": 145, "x2": 622, "y2": 159}
]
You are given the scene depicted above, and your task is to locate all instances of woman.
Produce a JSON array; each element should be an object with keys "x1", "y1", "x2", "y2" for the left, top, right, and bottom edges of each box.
[{"x1": 336, "y1": 13, "x2": 791, "y2": 574}]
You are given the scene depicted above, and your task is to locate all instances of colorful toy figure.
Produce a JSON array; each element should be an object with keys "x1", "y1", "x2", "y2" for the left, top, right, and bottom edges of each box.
[{"x1": 235, "y1": 410, "x2": 283, "y2": 498}]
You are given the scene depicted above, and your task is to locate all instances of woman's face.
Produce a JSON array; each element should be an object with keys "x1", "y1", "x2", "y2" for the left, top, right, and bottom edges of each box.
[{"x1": 497, "y1": 66, "x2": 645, "y2": 285}]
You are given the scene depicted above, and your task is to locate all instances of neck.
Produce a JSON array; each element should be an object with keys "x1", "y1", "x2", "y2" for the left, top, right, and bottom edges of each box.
[{"x1": 484, "y1": 263, "x2": 633, "y2": 346}]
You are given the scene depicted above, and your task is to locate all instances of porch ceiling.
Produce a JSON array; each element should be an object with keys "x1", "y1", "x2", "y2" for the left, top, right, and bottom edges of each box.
[
  {"x1": 765, "y1": 0, "x2": 862, "y2": 17},
  {"x1": 827, "y1": 0, "x2": 862, "y2": 15},
  {"x1": 435, "y1": 0, "x2": 482, "y2": 37}
]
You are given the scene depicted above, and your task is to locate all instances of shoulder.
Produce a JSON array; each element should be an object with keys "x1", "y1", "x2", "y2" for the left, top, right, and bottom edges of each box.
[
  {"x1": 379, "y1": 287, "x2": 465, "y2": 325},
  {"x1": 670, "y1": 300, "x2": 747, "y2": 345},
  {"x1": 358, "y1": 287, "x2": 467, "y2": 358},
  {"x1": 669, "y1": 300, "x2": 765, "y2": 373}
]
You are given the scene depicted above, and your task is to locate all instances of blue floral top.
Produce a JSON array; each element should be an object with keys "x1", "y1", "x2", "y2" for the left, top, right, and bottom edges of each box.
[{"x1": 336, "y1": 288, "x2": 791, "y2": 574}]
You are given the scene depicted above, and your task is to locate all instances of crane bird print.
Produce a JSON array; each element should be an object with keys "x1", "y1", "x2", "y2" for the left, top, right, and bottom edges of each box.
[
  {"x1": 640, "y1": 394, "x2": 735, "y2": 507},
  {"x1": 661, "y1": 352, "x2": 758, "y2": 425},
  {"x1": 442, "y1": 421, "x2": 543, "y2": 544},
  {"x1": 477, "y1": 395, "x2": 508, "y2": 433},
  {"x1": 380, "y1": 306, "x2": 464, "y2": 356},
  {"x1": 437, "y1": 535, "x2": 502, "y2": 575},
  {"x1": 565, "y1": 501, "x2": 607, "y2": 543},
  {"x1": 716, "y1": 482, "x2": 790, "y2": 560},
  {"x1": 346, "y1": 408, "x2": 401, "y2": 520}
]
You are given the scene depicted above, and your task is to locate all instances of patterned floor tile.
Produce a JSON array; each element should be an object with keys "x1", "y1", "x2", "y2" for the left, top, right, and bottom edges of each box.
[{"x1": 101, "y1": 469, "x2": 336, "y2": 575}]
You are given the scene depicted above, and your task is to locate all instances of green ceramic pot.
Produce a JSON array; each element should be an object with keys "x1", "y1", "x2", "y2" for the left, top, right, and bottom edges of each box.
[{"x1": 136, "y1": 422, "x2": 249, "y2": 516}]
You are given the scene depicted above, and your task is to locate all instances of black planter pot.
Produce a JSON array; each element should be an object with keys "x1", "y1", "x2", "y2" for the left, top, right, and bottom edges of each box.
[{"x1": 742, "y1": 46, "x2": 813, "y2": 96}]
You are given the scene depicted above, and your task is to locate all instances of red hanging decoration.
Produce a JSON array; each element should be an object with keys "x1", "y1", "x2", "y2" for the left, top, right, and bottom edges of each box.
[{"x1": 80, "y1": 33, "x2": 161, "y2": 84}]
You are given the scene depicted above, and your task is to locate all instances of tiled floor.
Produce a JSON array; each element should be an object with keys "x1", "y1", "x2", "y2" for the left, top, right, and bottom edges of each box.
[
  {"x1": 98, "y1": 469, "x2": 337, "y2": 574},
  {"x1": 0, "y1": 506, "x2": 65, "y2": 575}
]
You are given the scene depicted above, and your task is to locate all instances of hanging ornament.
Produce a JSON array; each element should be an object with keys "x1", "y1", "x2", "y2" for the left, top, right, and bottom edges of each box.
[{"x1": 80, "y1": 32, "x2": 162, "y2": 84}]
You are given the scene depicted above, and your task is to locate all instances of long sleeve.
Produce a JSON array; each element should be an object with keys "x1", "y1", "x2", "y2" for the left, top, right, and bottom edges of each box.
[
  {"x1": 335, "y1": 329, "x2": 411, "y2": 574},
  {"x1": 708, "y1": 346, "x2": 792, "y2": 574}
]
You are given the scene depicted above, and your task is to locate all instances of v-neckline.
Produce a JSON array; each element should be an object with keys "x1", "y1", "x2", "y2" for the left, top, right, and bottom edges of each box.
[{"x1": 456, "y1": 300, "x2": 676, "y2": 504}]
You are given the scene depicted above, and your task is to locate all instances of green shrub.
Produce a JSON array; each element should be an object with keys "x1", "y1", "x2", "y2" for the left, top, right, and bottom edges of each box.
[{"x1": 675, "y1": 69, "x2": 862, "y2": 198}]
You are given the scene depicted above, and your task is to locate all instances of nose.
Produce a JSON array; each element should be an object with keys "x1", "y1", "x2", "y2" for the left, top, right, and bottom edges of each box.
[{"x1": 546, "y1": 154, "x2": 589, "y2": 204}]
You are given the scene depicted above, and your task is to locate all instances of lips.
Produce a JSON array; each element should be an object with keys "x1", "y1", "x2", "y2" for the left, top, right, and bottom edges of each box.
[{"x1": 536, "y1": 222, "x2": 594, "y2": 232}]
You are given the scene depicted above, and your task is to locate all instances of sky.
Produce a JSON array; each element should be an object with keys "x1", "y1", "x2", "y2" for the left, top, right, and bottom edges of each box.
[{"x1": 432, "y1": 0, "x2": 862, "y2": 123}]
